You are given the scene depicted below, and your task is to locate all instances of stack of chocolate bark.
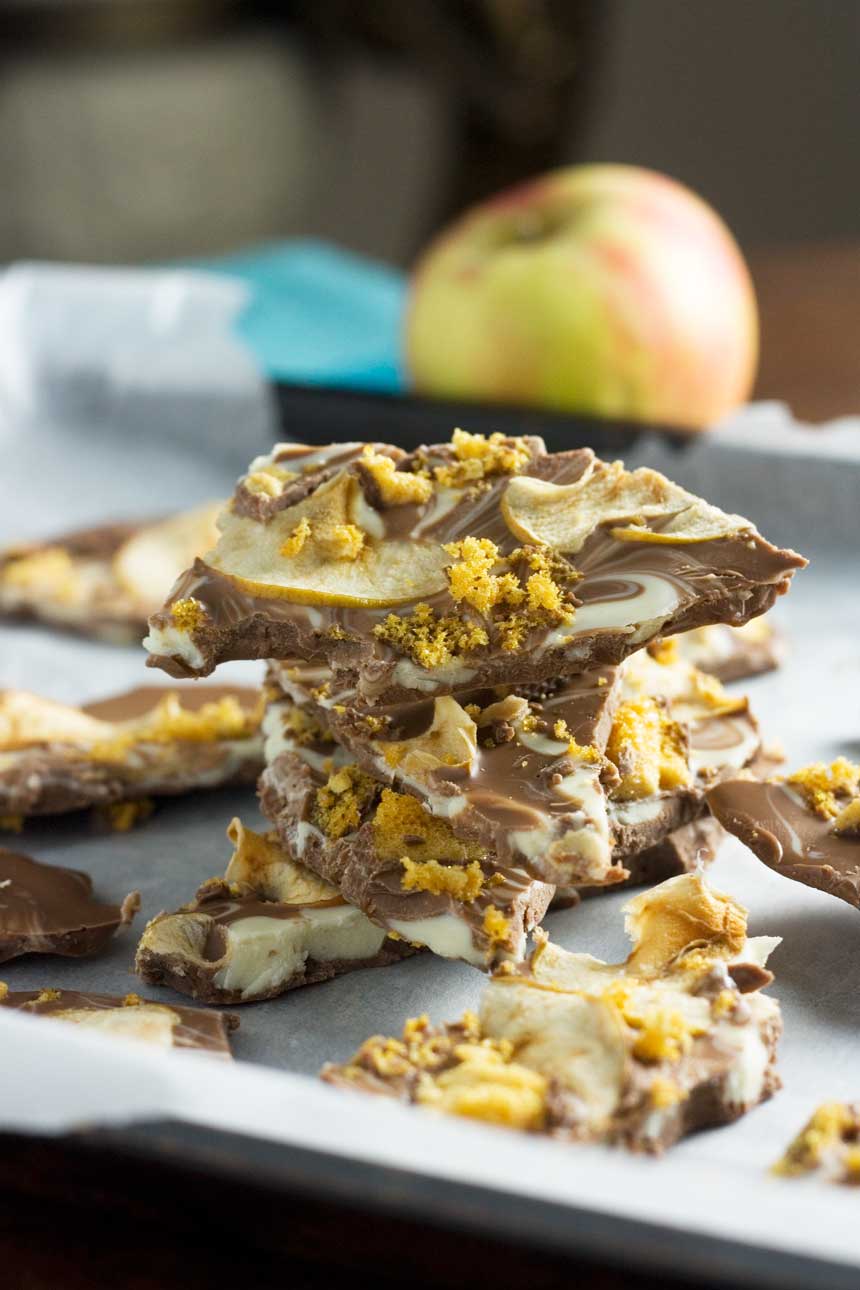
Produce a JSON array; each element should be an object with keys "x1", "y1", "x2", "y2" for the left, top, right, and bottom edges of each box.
[{"x1": 144, "y1": 431, "x2": 804, "y2": 973}]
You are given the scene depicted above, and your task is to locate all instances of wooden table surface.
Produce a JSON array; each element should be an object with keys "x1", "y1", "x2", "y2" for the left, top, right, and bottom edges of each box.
[{"x1": 751, "y1": 240, "x2": 860, "y2": 423}]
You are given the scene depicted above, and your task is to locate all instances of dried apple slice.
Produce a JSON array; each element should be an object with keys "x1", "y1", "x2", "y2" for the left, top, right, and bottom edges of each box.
[
  {"x1": 114, "y1": 501, "x2": 223, "y2": 608},
  {"x1": 501, "y1": 463, "x2": 748, "y2": 554},
  {"x1": 0, "y1": 690, "x2": 111, "y2": 751},
  {"x1": 208, "y1": 471, "x2": 449, "y2": 607}
]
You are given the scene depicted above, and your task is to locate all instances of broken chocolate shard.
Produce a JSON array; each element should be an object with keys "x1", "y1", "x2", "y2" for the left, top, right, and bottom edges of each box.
[
  {"x1": 136, "y1": 820, "x2": 417, "y2": 1004},
  {"x1": 144, "y1": 433, "x2": 805, "y2": 701},
  {"x1": 664, "y1": 617, "x2": 783, "y2": 684},
  {"x1": 774, "y1": 1103, "x2": 860, "y2": 1184},
  {"x1": 0, "y1": 985, "x2": 238, "y2": 1056},
  {"x1": 707, "y1": 759, "x2": 860, "y2": 908},
  {"x1": 0, "y1": 684, "x2": 263, "y2": 818},
  {"x1": 0, "y1": 502, "x2": 222, "y2": 643},
  {"x1": 0, "y1": 848, "x2": 138, "y2": 963},
  {"x1": 322, "y1": 872, "x2": 782, "y2": 1154}
]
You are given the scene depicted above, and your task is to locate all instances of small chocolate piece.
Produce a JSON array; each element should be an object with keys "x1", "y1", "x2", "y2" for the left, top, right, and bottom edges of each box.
[
  {"x1": 0, "y1": 684, "x2": 263, "y2": 818},
  {"x1": 0, "y1": 848, "x2": 138, "y2": 963},
  {"x1": 774, "y1": 1103, "x2": 860, "y2": 1184},
  {"x1": 0, "y1": 502, "x2": 221, "y2": 643},
  {"x1": 322, "y1": 873, "x2": 782, "y2": 1154},
  {"x1": 144, "y1": 433, "x2": 805, "y2": 699},
  {"x1": 658, "y1": 618, "x2": 783, "y2": 684},
  {"x1": 707, "y1": 759, "x2": 860, "y2": 908},
  {"x1": 136, "y1": 820, "x2": 416, "y2": 1003},
  {"x1": 0, "y1": 985, "x2": 238, "y2": 1056}
]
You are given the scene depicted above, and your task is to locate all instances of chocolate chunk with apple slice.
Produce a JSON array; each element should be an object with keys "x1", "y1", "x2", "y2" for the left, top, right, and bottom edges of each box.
[
  {"x1": 0, "y1": 847, "x2": 138, "y2": 963},
  {"x1": 0, "y1": 502, "x2": 222, "y2": 643},
  {"x1": 707, "y1": 758, "x2": 860, "y2": 908},
  {"x1": 136, "y1": 819, "x2": 417, "y2": 1004},
  {"x1": 0, "y1": 984, "x2": 237, "y2": 1056},
  {"x1": 144, "y1": 431, "x2": 805, "y2": 703},
  {"x1": 321, "y1": 872, "x2": 782, "y2": 1154},
  {"x1": 0, "y1": 683, "x2": 263, "y2": 820}
]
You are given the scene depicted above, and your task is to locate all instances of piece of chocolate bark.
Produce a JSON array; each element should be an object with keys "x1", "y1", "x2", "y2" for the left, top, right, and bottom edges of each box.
[
  {"x1": 0, "y1": 684, "x2": 263, "y2": 818},
  {"x1": 552, "y1": 815, "x2": 726, "y2": 909},
  {"x1": 0, "y1": 502, "x2": 221, "y2": 643},
  {"x1": 0, "y1": 984, "x2": 237, "y2": 1056},
  {"x1": 658, "y1": 617, "x2": 783, "y2": 684},
  {"x1": 773, "y1": 1104, "x2": 860, "y2": 1184},
  {"x1": 322, "y1": 873, "x2": 782, "y2": 1154},
  {"x1": 0, "y1": 848, "x2": 138, "y2": 962},
  {"x1": 707, "y1": 759, "x2": 860, "y2": 907},
  {"x1": 144, "y1": 433, "x2": 805, "y2": 700},
  {"x1": 263, "y1": 647, "x2": 759, "y2": 889},
  {"x1": 136, "y1": 819, "x2": 416, "y2": 1003}
]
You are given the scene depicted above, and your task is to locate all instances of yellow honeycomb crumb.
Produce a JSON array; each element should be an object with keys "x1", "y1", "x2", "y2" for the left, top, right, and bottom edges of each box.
[
  {"x1": 279, "y1": 705, "x2": 332, "y2": 748},
  {"x1": 431, "y1": 429, "x2": 531, "y2": 488},
  {"x1": 631, "y1": 1006, "x2": 703, "y2": 1063},
  {"x1": 0, "y1": 814, "x2": 23, "y2": 834},
  {"x1": 123, "y1": 993, "x2": 145, "y2": 1007},
  {"x1": 360, "y1": 448, "x2": 434, "y2": 505},
  {"x1": 171, "y1": 597, "x2": 205, "y2": 633},
  {"x1": 417, "y1": 1045, "x2": 547, "y2": 1131},
  {"x1": 787, "y1": 758, "x2": 860, "y2": 820},
  {"x1": 90, "y1": 693, "x2": 259, "y2": 761},
  {"x1": 649, "y1": 1077, "x2": 686, "y2": 1109},
  {"x1": 443, "y1": 537, "x2": 524, "y2": 616},
  {"x1": 243, "y1": 466, "x2": 297, "y2": 497},
  {"x1": 833, "y1": 798, "x2": 860, "y2": 836},
  {"x1": 647, "y1": 637, "x2": 680, "y2": 666},
  {"x1": 373, "y1": 603, "x2": 488, "y2": 669},
  {"x1": 711, "y1": 989, "x2": 737, "y2": 1018},
  {"x1": 98, "y1": 799, "x2": 154, "y2": 832},
  {"x1": 773, "y1": 1102, "x2": 860, "y2": 1178},
  {"x1": 35, "y1": 988, "x2": 62, "y2": 1004},
  {"x1": 373, "y1": 789, "x2": 485, "y2": 865},
  {"x1": 400, "y1": 856, "x2": 485, "y2": 902},
  {"x1": 280, "y1": 517, "x2": 312, "y2": 557},
  {"x1": 312, "y1": 764, "x2": 378, "y2": 839},
  {"x1": 0, "y1": 982, "x2": 8, "y2": 1002},
  {"x1": 482, "y1": 906, "x2": 511, "y2": 947},
  {"x1": 606, "y1": 698, "x2": 691, "y2": 801},
  {"x1": 1, "y1": 548, "x2": 79, "y2": 603},
  {"x1": 319, "y1": 523, "x2": 366, "y2": 561}
]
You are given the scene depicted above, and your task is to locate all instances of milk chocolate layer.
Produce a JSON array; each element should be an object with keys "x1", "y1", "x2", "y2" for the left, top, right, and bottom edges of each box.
[
  {"x1": 259, "y1": 752, "x2": 554, "y2": 968},
  {"x1": 0, "y1": 502, "x2": 221, "y2": 644},
  {"x1": 707, "y1": 771, "x2": 860, "y2": 908},
  {"x1": 0, "y1": 986, "x2": 238, "y2": 1055},
  {"x1": 322, "y1": 873, "x2": 782, "y2": 1154},
  {"x1": 136, "y1": 822, "x2": 417, "y2": 1008},
  {"x1": 0, "y1": 848, "x2": 138, "y2": 963},
  {"x1": 0, "y1": 684, "x2": 263, "y2": 818},
  {"x1": 145, "y1": 435, "x2": 805, "y2": 700}
]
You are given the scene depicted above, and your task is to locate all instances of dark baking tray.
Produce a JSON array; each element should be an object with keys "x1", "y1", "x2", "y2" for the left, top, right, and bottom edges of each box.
[{"x1": 3, "y1": 386, "x2": 822, "y2": 1290}]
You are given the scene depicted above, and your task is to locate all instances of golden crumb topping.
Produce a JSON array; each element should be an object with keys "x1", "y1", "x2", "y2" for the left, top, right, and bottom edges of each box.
[
  {"x1": 123, "y1": 992, "x2": 144, "y2": 1007},
  {"x1": 606, "y1": 698, "x2": 691, "y2": 801},
  {"x1": 279, "y1": 704, "x2": 333, "y2": 748},
  {"x1": 312, "y1": 764, "x2": 379, "y2": 839},
  {"x1": 98, "y1": 799, "x2": 154, "y2": 832},
  {"x1": 0, "y1": 814, "x2": 23, "y2": 834},
  {"x1": 629, "y1": 1005, "x2": 705, "y2": 1063},
  {"x1": 373, "y1": 602, "x2": 489, "y2": 669},
  {"x1": 34, "y1": 988, "x2": 62, "y2": 1004},
  {"x1": 443, "y1": 537, "x2": 524, "y2": 616},
  {"x1": 319, "y1": 523, "x2": 366, "y2": 561},
  {"x1": 482, "y1": 906, "x2": 511, "y2": 947},
  {"x1": 786, "y1": 758, "x2": 860, "y2": 820},
  {"x1": 243, "y1": 465, "x2": 297, "y2": 497},
  {"x1": 647, "y1": 637, "x2": 680, "y2": 666},
  {"x1": 360, "y1": 448, "x2": 434, "y2": 505},
  {"x1": 401, "y1": 856, "x2": 485, "y2": 902},
  {"x1": 170, "y1": 597, "x2": 206, "y2": 633},
  {"x1": 280, "y1": 517, "x2": 311, "y2": 557},
  {"x1": 431, "y1": 429, "x2": 531, "y2": 488},
  {"x1": 90, "y1": 693, "x2": 259, "y2": 761},
  {"x1": 373, "y1": 788, "x2": 485, "y2": 865},
  {"x1": 773, "y1": 1102, "x2": 860, "y2": 1181},
  {"x1": 0, "y1": 982, "x2": 8, "y2": 1002},
  {"x1": 833, "y1": 798, "x2": 860, "y2": 837},
  {"x1": 649, "y1": 1077, "x2": 686, "y2": 1108}
]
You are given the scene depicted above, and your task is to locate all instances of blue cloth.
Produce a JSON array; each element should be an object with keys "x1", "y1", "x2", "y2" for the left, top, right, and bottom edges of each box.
[{"x1": 191, "y1": 240, "x2": 407, "y2": 393}]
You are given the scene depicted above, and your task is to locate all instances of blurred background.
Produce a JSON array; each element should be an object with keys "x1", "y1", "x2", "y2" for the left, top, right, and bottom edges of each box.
[{"x1": 0, "y1": 0, "x2": 858, "y2": 419}]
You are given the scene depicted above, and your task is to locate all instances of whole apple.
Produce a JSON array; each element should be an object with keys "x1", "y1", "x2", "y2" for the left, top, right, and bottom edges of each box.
[{"x1": 406, "y1": 165, "x2": 758, "y2": 430}]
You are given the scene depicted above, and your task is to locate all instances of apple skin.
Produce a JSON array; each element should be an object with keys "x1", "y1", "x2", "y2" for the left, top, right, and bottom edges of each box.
[{"x1": 405, "y1": 165, "x2": 758, "y2": 431}]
